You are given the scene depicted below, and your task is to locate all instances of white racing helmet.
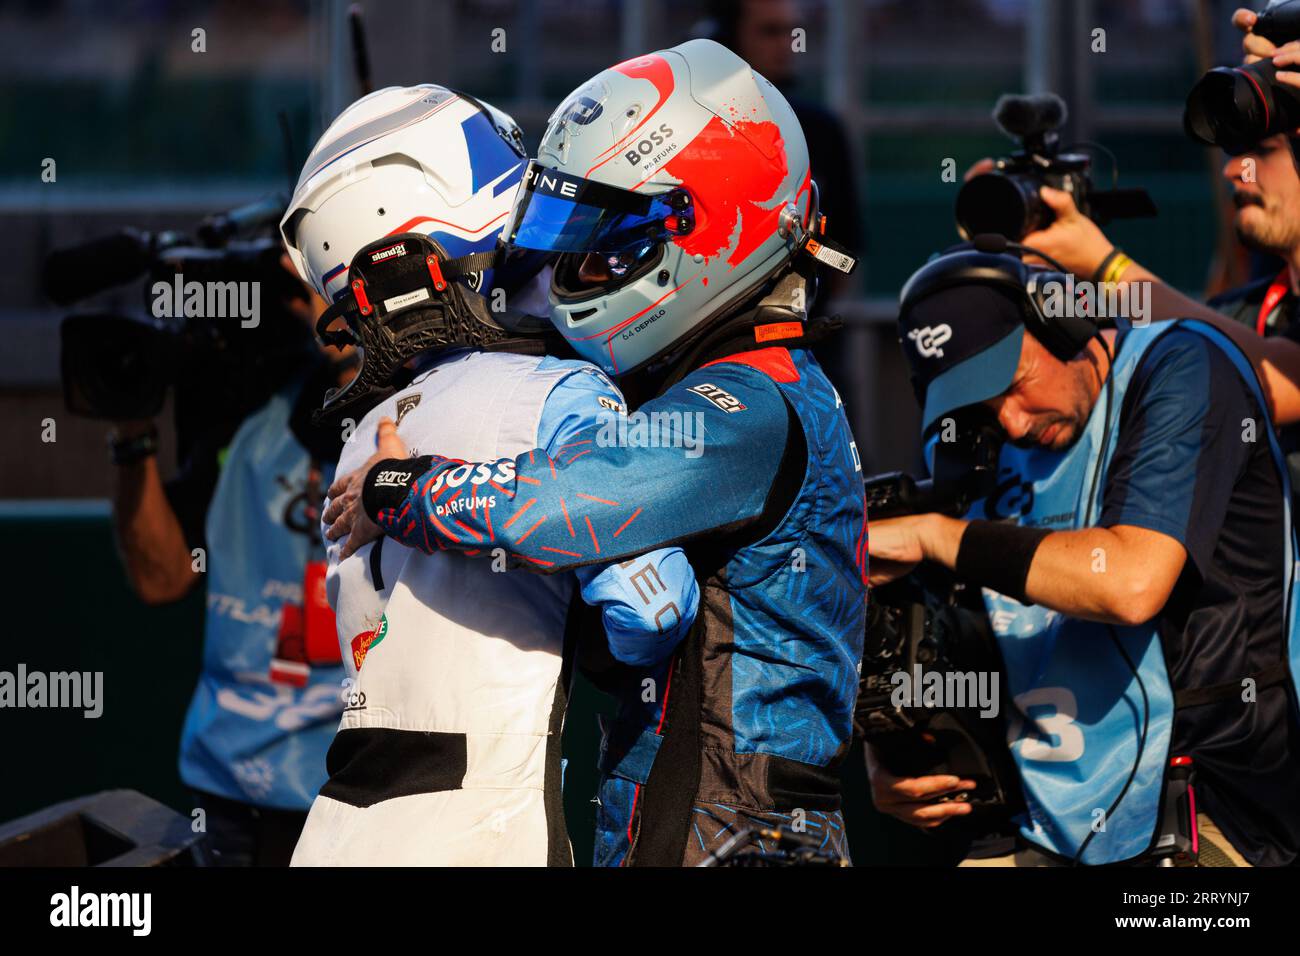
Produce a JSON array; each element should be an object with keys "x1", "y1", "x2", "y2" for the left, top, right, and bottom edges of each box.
[
  {"x1": 280, "y1": 85, "x2": 557, "y2": 424},
  {"x1": 501, "y1": 39, "x2": 819, "y2": 376},
  {"x1": 281, "y1": 83, "x2": 527, "y2": 302}
]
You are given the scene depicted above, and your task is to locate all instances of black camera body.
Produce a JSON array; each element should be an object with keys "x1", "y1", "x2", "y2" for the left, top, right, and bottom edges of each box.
[
  {"x1": 956, "y1": 93, "x2": 1156, "y2": 241},
  {"x1": 1185, "y1": 0, "x2": 1300, "y2": 154},
  {"x1": 860, "y1": 415, "x2": 1023, "y2": 816},
  {"x1": 864, "y1": 408, "x2": 1004, "y2": 521},
  {"x1": 858, "y1": 575, "x2": 1020, "y2": 810},
  {"x1": 52, "y1": 197, "x2": 313, "y2": 427}
]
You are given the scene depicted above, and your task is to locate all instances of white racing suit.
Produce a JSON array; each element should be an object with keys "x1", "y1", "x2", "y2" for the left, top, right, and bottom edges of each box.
[{"x1": 290, "y1": 349, "x2": 697, "y2": 866}]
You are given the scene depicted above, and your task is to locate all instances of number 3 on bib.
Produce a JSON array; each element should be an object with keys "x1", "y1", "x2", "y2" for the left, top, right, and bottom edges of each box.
[{"x1": 1007, "y1": 687, "x2": 1085, "y2": 762}]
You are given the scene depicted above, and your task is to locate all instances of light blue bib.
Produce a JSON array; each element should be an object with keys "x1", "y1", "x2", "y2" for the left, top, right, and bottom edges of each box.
[
  {"x1": 960, "y1": 320, "x2": 1298, "y2": 863},
  {"x1": 179, "y1": 384, "x2": 345, "y2": 810}
]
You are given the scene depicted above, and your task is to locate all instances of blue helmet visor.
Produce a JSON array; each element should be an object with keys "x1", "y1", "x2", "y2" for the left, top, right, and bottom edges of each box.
[{"x1": 504, "y1": 161, "x2": 692, "y2": 259}]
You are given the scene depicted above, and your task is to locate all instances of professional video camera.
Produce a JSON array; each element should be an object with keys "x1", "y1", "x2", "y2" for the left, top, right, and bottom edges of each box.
[
  {"x1": 956, "y1": 92, "x2": 1156, "y2": 241},
  {"x1": 48, "y1": 195, "x2": 314, "y2": 430},
  {"x1": 863, "y1": 405, "x2": 1003, "y2": 520},
  {"x1": 1185, "y1": 0, "x2": 1300, "y2": 154},
  {"x1": 859, "y1": 411, "x2": 1022, "y2": 816}
]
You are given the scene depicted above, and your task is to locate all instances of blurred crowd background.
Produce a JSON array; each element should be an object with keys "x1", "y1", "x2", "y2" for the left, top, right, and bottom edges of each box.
[
  {"x1": 0, "y1": 0, "x2": 1261, "y2": 494},
  {"x1": 0, "y1": 0, "x2": 1268, "y2": 863}
]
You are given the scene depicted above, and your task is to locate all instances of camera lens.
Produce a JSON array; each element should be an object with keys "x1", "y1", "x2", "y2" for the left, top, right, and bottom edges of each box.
[
  {"x1": 955, "y1": 172, "x2": 1040, "y2": 240},
  {"x1": 1184, "y1": 66, "x2": 1273, "y2": 155},
  {"x1": 59, "y1": 314, "x2": 173, "y2": 420}
]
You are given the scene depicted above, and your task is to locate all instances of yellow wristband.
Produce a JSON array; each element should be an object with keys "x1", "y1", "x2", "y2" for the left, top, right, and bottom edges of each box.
[{"x1": 1103, "y1": 253, "x2": 1133, "y2": 285}]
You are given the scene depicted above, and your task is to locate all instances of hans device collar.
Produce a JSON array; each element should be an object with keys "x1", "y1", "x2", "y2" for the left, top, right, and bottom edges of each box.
[{"x1": 312, "y1": 232, "x2": 557, "y2": 425}]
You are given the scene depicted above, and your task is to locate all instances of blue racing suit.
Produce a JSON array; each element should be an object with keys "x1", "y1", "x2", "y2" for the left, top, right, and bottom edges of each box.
[{"x1": 361, "y1": 346, "x2": 868, "y2": 865}]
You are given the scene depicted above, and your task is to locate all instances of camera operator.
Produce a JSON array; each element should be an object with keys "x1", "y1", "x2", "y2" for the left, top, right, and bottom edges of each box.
[
  {"x1": 866, "y1": 250, "x2": 1300, "y2": 866},
  {"x1": 989, "y1": 147, "x2": 1300, "y2": 471},
  {"x1": 108, "y1": 255, "x2": 351, "y2": 866},
  {"x1": 975, "y1": 7, "x2": 1300, "y2": 488}
]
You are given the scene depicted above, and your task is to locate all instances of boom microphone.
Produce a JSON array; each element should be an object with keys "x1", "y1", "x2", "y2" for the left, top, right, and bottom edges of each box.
[
  {"x1": 42, "y1": 230, "x2": 154, "y2": 306},
  {"x1": 992, "y1": 92, "x2": 1068, "y2": 140},
  {"x1": 196, "y1": 194, "x2": 288, "y2": 246}
]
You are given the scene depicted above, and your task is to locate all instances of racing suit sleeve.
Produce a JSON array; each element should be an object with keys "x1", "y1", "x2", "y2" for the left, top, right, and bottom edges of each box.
[
  {"x1": 361, "y1": 359, "x2": 793, "y2": 591},
  {"x1": 528, "y1": 360, "x2": 699, "y2": 664},
  {"x1": 575, "y1": 556, "x2": 697, "y2": 667}
]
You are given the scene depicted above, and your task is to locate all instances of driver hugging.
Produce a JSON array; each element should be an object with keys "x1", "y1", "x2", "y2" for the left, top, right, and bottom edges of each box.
[
  {"x1": 280, "y1": 84, "x2": 698, "y2": 866},
  {"x1": 288, "y1": 38, "x2": 865, "y2": 867}
]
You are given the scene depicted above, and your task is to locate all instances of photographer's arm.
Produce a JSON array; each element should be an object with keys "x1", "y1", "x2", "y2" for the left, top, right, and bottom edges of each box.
[
  {"x1": 873, "y1": 329, "x2": 1252, "y2": 625},
  {"x1": 864, "y1": 744, "x2": 977, "y2": 828},
  {"x1": 110, "y1": 422, "x2": 201, "y2": 605},
  {"x1": 1013, "y1": 187, "x2": 1225, "y2": 327},
  {"x1": 1237, "y1": 7, "x2": 1278, "y2": 63},
  {"x1": 870, "y1": 515, "x2": 1185, "y2": 627},
  {"x1": 1019, "y1": 185, "x2": 1300, "y2": 424}
]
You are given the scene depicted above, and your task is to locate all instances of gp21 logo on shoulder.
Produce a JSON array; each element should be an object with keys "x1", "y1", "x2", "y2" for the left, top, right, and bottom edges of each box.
[{"x1": 686, "y1": 383, "x2": 746, "y2": 414}]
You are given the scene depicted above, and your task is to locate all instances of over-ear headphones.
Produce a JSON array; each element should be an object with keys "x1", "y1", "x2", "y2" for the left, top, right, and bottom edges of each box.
[{"x1": 898, "y1": 233, "x2": 1101, "y2": 362}]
